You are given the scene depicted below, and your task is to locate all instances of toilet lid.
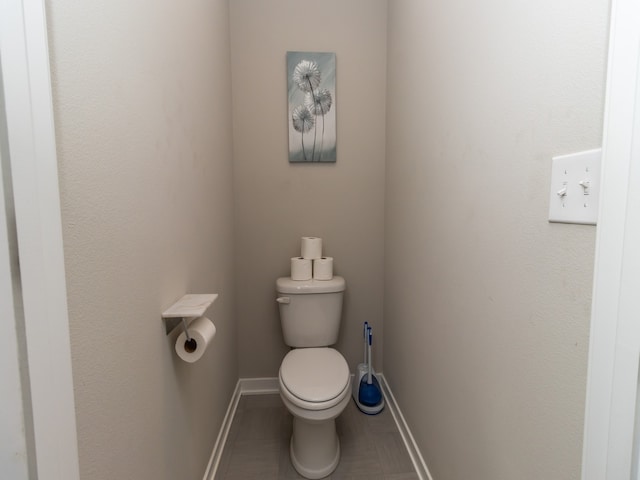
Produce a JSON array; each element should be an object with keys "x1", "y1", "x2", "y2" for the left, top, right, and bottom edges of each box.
[{"x1": 280, "y1": 348, "x2": 350, "y2": 403}]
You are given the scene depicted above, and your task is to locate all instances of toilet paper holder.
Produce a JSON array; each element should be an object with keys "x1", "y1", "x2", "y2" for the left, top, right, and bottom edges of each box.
[{"x1": 162, "y1": 294, "x2": 218, "y2": 336}]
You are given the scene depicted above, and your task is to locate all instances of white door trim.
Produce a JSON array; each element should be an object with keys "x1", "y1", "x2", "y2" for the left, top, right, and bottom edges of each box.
[
  {"x1": 0, "y1": 114, "x2": 31, "y2": 479},
  {"x1": 0, "y1": 1, "x2": 80, "y2": 478},
  {"x1": 581, "y1": 0, "x2": 640, "y2": 477}
]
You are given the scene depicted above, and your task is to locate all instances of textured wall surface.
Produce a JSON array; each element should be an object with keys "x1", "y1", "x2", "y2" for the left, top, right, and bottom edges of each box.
[
  {"x1": 230, "y1": 0, "x2": 388, "y2": 377},
  {"x1": 44, "y1": 0, "x2": 613, "y2": 477},
  {"x1": 384, "y1": 1, "x2": 609, "y2": 479},
  {"x1": 47, "y1": 1, "x2": 237, "y2": 479}
]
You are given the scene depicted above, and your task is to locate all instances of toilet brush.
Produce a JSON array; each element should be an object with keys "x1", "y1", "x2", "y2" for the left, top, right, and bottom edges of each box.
[{"x1": 358, "y1": 327, "x2": 382, "y2": 407}]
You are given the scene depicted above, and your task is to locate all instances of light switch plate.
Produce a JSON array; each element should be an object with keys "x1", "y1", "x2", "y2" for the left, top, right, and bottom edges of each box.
[{"x1": 548, "y1": 148, "x2": 601, "y2": 225}]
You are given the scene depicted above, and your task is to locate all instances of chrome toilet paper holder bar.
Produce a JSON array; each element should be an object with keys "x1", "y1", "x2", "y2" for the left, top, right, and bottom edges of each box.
[
  {"x1": 180, "y1": 317, "x2": 192, "y2": 341},
  {"x1": 162, "y1": 294, "x2": 218, "y2": 336}
]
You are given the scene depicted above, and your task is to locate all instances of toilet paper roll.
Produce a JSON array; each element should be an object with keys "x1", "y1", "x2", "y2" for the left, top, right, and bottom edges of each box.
[
  {"x1": 313, "y1": 257, "x2": 334, "y2": 280},
  {"x1": 291, "y1": 257, "x2": 312, "y2": 281},
  {"x1": 175, "y1": 316, "x2": 217, "y2": 363},
  {"x1": 301, "y1": 237, "x2": 322, "y2": 260}
]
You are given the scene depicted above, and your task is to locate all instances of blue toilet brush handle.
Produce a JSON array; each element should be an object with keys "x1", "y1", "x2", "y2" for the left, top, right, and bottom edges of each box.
[{"x1": 367, "y1": 327, "x2": 373, "y2": 385}]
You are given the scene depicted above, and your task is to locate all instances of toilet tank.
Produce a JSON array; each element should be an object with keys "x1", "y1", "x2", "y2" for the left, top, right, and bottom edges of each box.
[{"x1": 276, "y1": 276, "x2": 346, "y2": 347}]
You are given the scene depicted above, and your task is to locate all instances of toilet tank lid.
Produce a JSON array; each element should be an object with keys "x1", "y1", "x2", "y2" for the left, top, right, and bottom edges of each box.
[{"x1": 276, "y1": 276, "x2": 345, "y2": 294}]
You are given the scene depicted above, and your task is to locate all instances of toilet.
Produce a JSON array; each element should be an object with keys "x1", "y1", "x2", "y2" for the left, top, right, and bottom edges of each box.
[{"x1": 276, "y1": 276, "x2": 351, "y2": 479}]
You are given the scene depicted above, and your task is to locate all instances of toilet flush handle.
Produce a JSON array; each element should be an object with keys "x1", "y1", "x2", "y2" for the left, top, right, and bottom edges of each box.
[{"x1": 276, "y1": 296, "x2": 290, "y2": 304}]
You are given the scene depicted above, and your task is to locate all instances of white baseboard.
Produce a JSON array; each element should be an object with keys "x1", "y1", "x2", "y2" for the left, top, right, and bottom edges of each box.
[
  {"x1": 239, "y1": 377, "x2": 279, "y2": 395},
  {"x1": 202, "y1": 380, "x2": 242, "y2": 480},
  {"x1": 203, "y1": 375, "x2": 433, "y2": 480},
  {"x1": 378, "y1": 373, "x2": 433, "y2": 480},
  {"x1": 202, "y1": 377, "x2": 279, "y2": 480}
]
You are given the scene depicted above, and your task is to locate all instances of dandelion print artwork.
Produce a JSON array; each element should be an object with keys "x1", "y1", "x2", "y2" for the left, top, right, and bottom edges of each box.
[{"x1": 287, "y1": 52, "x2": 336, "y2": 163}]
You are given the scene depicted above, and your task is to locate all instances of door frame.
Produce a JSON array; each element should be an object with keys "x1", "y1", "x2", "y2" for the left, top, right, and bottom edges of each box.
[
  {"x1": 581, "y1": 0, "x2": 640, "y2": 477},
  {"x1": 1, "y1": 1, "x2": 80, "y2": 478}
]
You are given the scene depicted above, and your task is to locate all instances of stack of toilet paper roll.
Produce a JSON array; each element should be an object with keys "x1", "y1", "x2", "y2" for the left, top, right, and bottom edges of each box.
[{"x1": 290, "y1": 237, "x2": 334, "y2": 281}]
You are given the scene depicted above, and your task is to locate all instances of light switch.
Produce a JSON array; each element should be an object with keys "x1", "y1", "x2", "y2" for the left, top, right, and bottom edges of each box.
[{"x1": 548, "y1": 148, "x2": 601, "y2": 225}]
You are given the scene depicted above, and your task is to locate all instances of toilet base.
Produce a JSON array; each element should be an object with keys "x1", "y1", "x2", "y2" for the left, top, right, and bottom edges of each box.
[{"x1": 289, "y1": 416, "x2": 340, "y2": 479}]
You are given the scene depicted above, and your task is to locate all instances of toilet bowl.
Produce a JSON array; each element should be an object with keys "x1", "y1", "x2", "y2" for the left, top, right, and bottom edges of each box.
[{"x1": 279, "y1": 347, "x2": 351, "y2": 479}]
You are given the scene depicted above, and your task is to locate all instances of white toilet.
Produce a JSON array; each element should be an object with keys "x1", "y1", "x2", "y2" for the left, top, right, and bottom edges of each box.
[{"x1": 276, "y1": 276, "x2": 351, "y2": 479}]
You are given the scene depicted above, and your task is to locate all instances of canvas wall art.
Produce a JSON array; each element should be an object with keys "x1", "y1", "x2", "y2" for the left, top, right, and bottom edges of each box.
[{"x1": 287, "y1": 52, "x2": 336, "y2": 163}]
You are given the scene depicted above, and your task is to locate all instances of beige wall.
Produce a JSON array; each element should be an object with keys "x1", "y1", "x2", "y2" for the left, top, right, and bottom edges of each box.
[
  {"x1": 385, "y1": 1, "x2": 609, "y2": 479},
  {"x1": 230, "y1": 0, "x2": 387, "y2": 377},
  {"x1": 44, "y1": 0, "x2": 612, "y2": 476},
  {"x1": 47, "y1": 1, "x2": 237, "y2": 479}
]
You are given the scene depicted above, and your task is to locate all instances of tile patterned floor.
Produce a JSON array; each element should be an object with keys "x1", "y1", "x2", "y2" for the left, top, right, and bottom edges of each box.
[{"x1": 215, "y1": 393, "x2": 419, "y2": 480}]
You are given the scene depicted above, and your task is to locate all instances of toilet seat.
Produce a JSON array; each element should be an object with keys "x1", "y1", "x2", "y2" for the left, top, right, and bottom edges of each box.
[{"x1": 280, "y1": 348, "x2": 350, "y2": 411}]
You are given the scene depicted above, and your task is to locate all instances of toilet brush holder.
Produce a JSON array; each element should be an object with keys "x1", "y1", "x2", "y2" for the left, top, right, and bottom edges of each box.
[
  {"x1": 353, "y1": 367, "x2": 385, "y2": 415},
  {"x1": 353, "y1": 325, "x2": 384, "y2": 415}
]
